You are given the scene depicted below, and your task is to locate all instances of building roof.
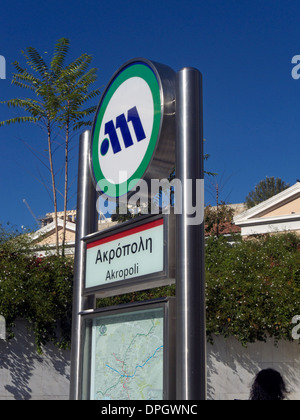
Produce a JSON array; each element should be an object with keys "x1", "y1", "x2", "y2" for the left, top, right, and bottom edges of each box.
[
  {"x1": 205, "y1": 222, "x2": 241, "y2": 237},
  {"x1": 31, "y1": 215, "x2": 118, "y2": 256},
  {"x1": 31, "y1": 218, "x2": 76, "y2": 256},
  {"x1": 233, "y1": 182, "x2": 300, "y2": 236}
]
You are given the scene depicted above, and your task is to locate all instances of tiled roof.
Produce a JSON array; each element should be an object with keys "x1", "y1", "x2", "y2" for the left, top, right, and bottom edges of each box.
[{"x1": 205, "y1": 222, "x2": 241, "y2": 237}]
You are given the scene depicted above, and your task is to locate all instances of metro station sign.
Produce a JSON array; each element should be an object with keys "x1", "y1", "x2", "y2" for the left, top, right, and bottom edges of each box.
[
  {"x1": 83, "y1": 214, "x2": 175, "y2": 297},
  {"x1": 90, "y1": 58, "x2": 176, "y2": 199}
]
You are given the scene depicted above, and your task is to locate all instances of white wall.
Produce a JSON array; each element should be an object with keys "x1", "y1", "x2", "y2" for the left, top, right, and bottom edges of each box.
[
  {"x1": 207, "y1": 335, "x2": 300, "y2": 400},
  {"x1": 1, "y1": 321, "x2": 299, "y2": 400},
  {"x1": 0, "y1": 320, "x2": 70, "y2": 400}
]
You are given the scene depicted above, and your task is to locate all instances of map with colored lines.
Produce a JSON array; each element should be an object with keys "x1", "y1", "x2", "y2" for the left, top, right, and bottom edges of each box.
[{"x1": 90, "y1": 307, "x2": 164, "y2": 400}]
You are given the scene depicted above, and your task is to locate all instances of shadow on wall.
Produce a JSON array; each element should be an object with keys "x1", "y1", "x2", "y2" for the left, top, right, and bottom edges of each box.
[
  {"x1": 0, "y1": 320, "x2": 70, "y2": 400},
  {"x1": 207, "y1": 335, "x2": 300, "y2": 400}
]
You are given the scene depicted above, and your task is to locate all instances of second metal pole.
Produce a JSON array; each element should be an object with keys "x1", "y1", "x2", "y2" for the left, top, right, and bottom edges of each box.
[
  {"x1": 69, "y1": 130, "x2": 98, "y2": 400},
  {"x1": 176, "y1": 67, "x2": 206, "y2": 400}
]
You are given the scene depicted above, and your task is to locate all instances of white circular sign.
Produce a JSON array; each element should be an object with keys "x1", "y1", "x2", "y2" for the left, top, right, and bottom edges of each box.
[
  {"x1": 99, "y1": 77, "x2": 154, "y2": 185},
  {"x1": 91, "y1": 59, "x2": 175, "y2": 199}
]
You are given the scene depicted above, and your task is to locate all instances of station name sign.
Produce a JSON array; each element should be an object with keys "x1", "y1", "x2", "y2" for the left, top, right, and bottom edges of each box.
[{"x1": 83, "y1": 214, "x2": 175, "y2": 297}]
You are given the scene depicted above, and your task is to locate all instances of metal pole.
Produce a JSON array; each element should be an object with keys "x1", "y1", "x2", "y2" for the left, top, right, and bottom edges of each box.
[
  {"x1": 69, "y1": 130, "x2": 98, "y2": 400},
  {"x1": 175, "y1": 68, "x2": 206, "y2": 400}
]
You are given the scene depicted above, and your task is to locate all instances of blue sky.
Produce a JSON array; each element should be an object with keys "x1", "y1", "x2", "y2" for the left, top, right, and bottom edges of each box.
[{"x1": 1, "y1": 0, "x2": 300, "y2": 230}]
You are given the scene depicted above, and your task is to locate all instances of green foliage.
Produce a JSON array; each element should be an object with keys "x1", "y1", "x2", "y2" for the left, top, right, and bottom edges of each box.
[
  {"x1": 0, "y1": 224, "x2": 73, "y2": 353},
  {"x1": 1, "y1": 224, "x2": 299, "y2": 351},
  {"x1": 245, "y1": 176, "x2": 290, "y2": 209},
  {"x1": 98, "y1": 233, "x2": 300, "y2": 347},
  {"x1": 0, "y1": 38, "x2": 100, "y2": 130},
  {"x1": 205, "y1": 233, "x2": 300, "y2": 346},
  {"x1": 97, "y1": 284, "x2": 176, "y2": 309}
]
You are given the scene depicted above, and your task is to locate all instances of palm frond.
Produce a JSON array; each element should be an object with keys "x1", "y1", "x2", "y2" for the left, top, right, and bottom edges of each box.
[
  {"x1": 0, "y1": 116, "x2": 38, "y2": 126},
  {"x1": 3, "y1": 98, "x2": 46, "y2": 118},
  {"x1": 25, "y1": 47, "x2": 51, "y2": 82},
  {"x1": 12, "y1": 71, "x2": 40, "y2": 91},
  {"x1": 60, "y1": 53, "x2": 92, "y2": 80},
  {"x1": 50, "y1": 38, "x2": 70, "y2": 75},
  {"x1": 73, "y1": 120, "x2": 93, "y2": 131}
]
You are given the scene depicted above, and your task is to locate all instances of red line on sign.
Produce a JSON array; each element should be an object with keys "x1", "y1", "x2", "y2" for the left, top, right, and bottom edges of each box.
[{"x1": 86, "y1": 218, "x2": 163, "y2": 249}]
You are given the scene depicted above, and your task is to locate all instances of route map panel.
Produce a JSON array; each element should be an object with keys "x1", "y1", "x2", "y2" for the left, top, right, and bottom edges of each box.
[{"x1": 90, "y1": 307, "x2": 164, "y2": 400}]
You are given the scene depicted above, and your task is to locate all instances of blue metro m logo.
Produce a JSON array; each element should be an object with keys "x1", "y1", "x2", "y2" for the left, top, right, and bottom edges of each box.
[{"x1": 101, "y1": 106, "x2": 146, "y2": 156}]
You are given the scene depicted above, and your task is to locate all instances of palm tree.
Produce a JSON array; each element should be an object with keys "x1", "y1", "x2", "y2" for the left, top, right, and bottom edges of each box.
[
  {"x1": 0, "y1": 38, "x2": 100, "y2": 255},
  {"x1": 53, "y1": 40, "x2": 100, "y2": 254}
]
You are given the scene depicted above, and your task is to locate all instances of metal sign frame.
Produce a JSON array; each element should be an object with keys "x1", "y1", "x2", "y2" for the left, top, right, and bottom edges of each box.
[
  {"x1": 82, "y1": 213, "x2": 175, "y2": 298},
  {"x1": 70, "y1": 59, "x2": 206, "y2": 401},
  {"x1": 79, "y1": 297, "x2": 176, "y2": 400}
]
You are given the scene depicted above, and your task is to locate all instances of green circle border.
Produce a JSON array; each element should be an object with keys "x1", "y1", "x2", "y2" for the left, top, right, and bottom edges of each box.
[{"x1": 91, "y1": 63, "x2": 161, "y2": 198}]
